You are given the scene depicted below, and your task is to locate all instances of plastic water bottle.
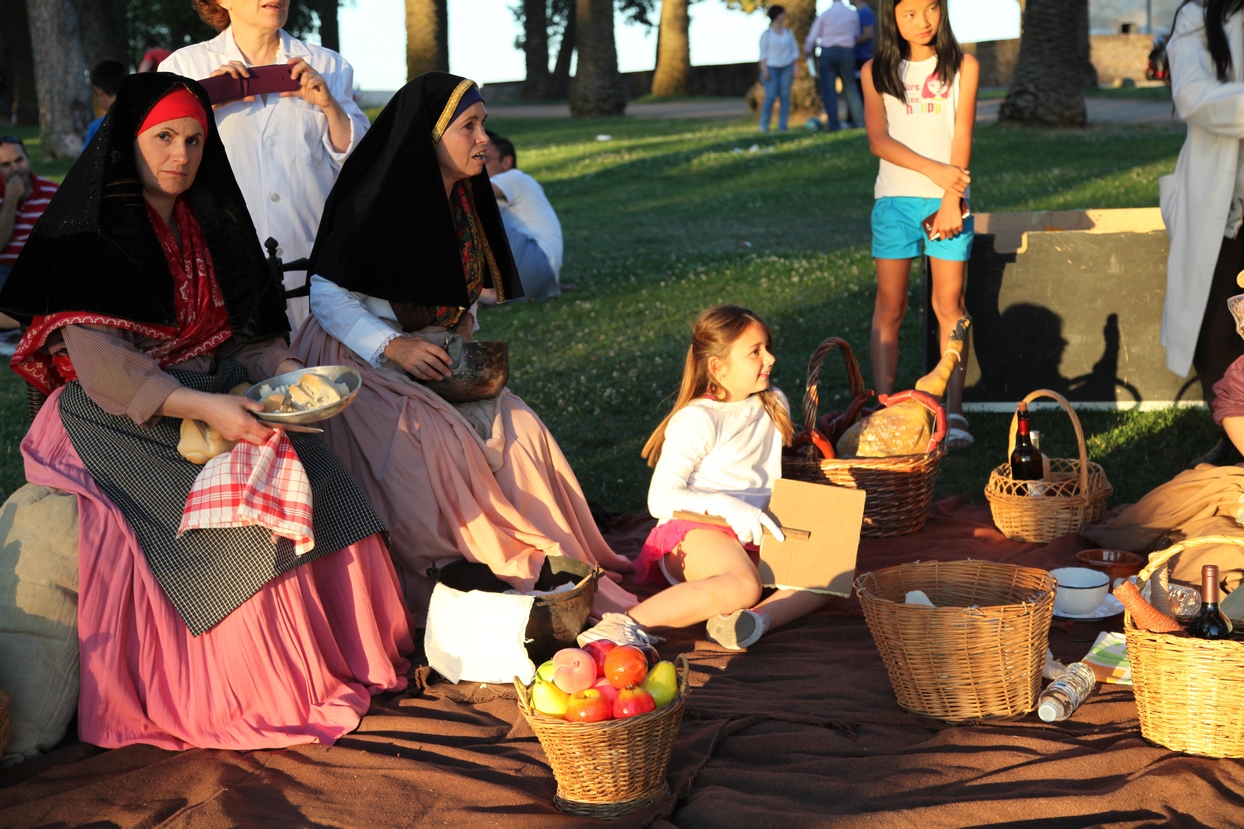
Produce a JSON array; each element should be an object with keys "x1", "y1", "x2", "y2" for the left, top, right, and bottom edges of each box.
[{"x1": 1037, "y1": 661, "x2": 1096, "y2": 722}]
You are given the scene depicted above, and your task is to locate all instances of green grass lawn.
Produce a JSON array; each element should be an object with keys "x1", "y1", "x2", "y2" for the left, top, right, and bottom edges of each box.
[{"x1": 3, "y1": 115, "x2": 1196, "y2": 515}]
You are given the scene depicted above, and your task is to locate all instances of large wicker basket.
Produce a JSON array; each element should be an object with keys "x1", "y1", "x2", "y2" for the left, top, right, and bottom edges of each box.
[
  {"x1": 1126, "y1": 536, "x2": 1244, "y2": 758},
  {"x1": 782, "y1": 337, "x2": 945, "y2": 538},
  {"x1": 514, "y1": 653, "x2": 690, "y2": 819},
  {"x1": 984, "y1": 389, "x2": 1112, "y2": 543},
  {"x1": 856, "y1": 560, "x2": 1057, "y2": 722}
]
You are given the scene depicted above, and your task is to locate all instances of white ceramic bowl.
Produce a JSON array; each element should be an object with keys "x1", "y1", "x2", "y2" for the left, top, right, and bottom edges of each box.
[{"x1": 1050, "y1": 567, "x2": 1110, "y2": 616}]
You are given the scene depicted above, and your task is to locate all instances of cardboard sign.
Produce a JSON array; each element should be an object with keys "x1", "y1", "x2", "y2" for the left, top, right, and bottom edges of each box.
[{"x1": 758, "y1": 479, "x2": 865, "y2": 595}]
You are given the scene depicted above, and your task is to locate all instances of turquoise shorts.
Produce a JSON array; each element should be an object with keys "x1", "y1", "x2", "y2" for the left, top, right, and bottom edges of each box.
[{"x1": 871, "y1": 196, "x2": 974, "y2": 262}]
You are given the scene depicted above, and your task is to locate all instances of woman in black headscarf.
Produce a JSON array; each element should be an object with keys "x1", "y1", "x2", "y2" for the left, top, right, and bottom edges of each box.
[
  {"x1": 0, "y1": 73, "x2": 412, "y2": 751},
  {"x1": 294, "y1": 72, "x2": 637, "y2": 624}
]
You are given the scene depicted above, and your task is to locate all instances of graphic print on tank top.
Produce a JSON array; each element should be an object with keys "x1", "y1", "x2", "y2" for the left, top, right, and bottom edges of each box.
[{"x1": 903, "y1": 70, "x2": 950, "y2": 116}]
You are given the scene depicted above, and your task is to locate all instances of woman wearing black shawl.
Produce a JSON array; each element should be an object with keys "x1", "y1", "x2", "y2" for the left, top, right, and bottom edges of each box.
[
  {"x1": 293, "y1": 72, "x2": 637, "y2": 624},
  {"x1": 0, "y1": 73, "x2": 412, "y2": 751}
]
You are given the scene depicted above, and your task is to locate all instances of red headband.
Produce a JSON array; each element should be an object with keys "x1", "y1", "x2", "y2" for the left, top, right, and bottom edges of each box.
[{"x1": 137, "y1": 87, "x2": 209, "y2": 137}]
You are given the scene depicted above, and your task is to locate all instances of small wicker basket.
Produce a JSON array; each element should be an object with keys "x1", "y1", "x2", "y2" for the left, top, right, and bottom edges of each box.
[
  {"x1": 514, "y1": 653, "x2": 690, "y2": 819},
  {"x1": 856, "y1": 560, "x2": 1057, "y2": 722},
  {"x1": 984, "y1": 389, "x2": 1112, "y2": 543},
  {"x1": 781, "y1": 337, "x2": 945, "y2": 538},
  {"x1": 1126, "y1": 535, "x2": 1244, "y2": 758}
]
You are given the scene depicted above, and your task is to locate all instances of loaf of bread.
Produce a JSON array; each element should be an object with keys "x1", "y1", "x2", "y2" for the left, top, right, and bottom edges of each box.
[
  {"x1": 257, "y1": 372, "x2": 344, "y2": 414},
  {"x1": 177, "y1": 419, "x2": 238, "y2": 464}
]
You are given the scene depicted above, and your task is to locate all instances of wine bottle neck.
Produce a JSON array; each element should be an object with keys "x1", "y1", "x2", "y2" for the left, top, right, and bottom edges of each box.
[{"x1": 1203, "y1": 568, "x2": 1221, "y2": 605}]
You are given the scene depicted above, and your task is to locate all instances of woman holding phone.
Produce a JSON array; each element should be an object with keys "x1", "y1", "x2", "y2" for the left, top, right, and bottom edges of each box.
[{"x1": 161, "y1": 0, "x2": 369, "y2": 329}]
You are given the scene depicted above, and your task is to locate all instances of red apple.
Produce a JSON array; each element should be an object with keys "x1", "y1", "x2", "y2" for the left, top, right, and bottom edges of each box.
[
  {"x1": 591, "y1": 677, "x2": 620, "y2": 706},
  {"x1": 604, "y1": 645, "x2": 649, "y2": 689},
  {"x1": 613, "y1": 685, "x2": 656, "y2": 719},
  {"x1": 551, "y1": 647, "x2": 597, "y2": 694},
  {"x1": 582, "y1": 640, "x2": 617, "y2": 677},
  {"x1": 564, "y1": 687, "x2": 613, "y2": 722}
]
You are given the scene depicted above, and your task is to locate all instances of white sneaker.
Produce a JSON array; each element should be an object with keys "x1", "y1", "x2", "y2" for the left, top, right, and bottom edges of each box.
[
  {"x1": 576, "y1": 612, "x2": 662, "y2": 649},
  {"x1": 706, "y1": 609, "x2": 769, "y2": 650}
]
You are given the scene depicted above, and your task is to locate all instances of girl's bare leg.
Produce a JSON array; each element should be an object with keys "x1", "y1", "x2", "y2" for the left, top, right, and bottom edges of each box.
[
  {"x1": 626, "y1": 530, "x2": 763, "y2": 630},
  {"x1": 753, "y1": 588, "x2": 833, "y2": 629},
  {"x1": 929, "y1": 256, "x2": 969, "y2": 442},
  {"x1": 871, "y1": 258, "x2": 915, "y2": 395}
]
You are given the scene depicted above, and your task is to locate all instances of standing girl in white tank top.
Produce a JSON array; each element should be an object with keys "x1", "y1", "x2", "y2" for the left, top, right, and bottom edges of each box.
[{"x1": 860, "y1": 0, "x2": 979, "y2": 450}]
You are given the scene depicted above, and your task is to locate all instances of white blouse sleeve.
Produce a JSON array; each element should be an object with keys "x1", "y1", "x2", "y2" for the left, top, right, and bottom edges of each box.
[
  {"x1": 1168, "y1": 6, "x2": 1244, "y2": 137},
  {"x1": 647, "y1": 407, "x2": 742, "y2": 520},
  {"x1": 308, "y1": 275, "x2": 401, "y2": 367},
  {"x1": 324, "y1": 59, "x2": 370, "y2": 165}
]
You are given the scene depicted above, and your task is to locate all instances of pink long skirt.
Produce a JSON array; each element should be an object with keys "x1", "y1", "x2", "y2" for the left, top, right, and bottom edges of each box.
[
  {"x1": 22, "y1": 387, "x2": 415, "y2": 751},
  {"x1": 292, "y1": 317, "x2": 638, "y2": 624}
]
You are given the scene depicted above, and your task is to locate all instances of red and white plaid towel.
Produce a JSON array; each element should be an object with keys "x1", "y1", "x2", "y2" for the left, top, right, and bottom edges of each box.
[{"x1": 178, "y1": 429, "x2": 315, "y2": 554}]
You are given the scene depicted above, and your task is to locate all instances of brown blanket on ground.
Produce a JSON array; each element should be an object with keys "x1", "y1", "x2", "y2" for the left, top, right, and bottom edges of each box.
[{"x1": 3, "y1": 498, "x2": 1242, "y2": 828}]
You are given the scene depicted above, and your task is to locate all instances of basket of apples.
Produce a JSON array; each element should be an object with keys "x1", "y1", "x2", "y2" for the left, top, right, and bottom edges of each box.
[{"x1": 514, "y1": 641, "x2": 690, "y2": 819}]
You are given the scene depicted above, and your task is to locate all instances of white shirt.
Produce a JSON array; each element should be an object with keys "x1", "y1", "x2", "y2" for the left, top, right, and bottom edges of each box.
[
  {"x1": 1161, "y1": 3, "x2": 1244, "y2": 376},
  {"x1": 874, "y1": 56, "x2": 964, "y2": 200},
  {"x1": 309, "y1": 276, "x2": 479, "y2": 368},
  {"x1": 160, "y1": 28, "x2": 369, "y2": 329},
  {"x1": 647, "y1": 393, "x2": 787, "y2": 523},
  {"x1": 805, "y1": 1, "x2": 861, "y2": 52},
  {"x1": 491, "y1": 168, "x2": 564, "y2": 277},
  {"x1": 759, "y1": 27, "x2": 799, "y2": 69}
]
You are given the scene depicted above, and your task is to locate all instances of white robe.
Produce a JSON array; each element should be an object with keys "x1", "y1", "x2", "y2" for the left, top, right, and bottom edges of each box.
[{"x1": 1161, "y1": 3, "x2": 1244, "y2": 377}]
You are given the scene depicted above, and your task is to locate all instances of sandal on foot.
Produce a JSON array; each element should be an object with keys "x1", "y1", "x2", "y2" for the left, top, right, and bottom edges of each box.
[{"x1": 945, "y1": 413, "x2": 974, "y2": 451}]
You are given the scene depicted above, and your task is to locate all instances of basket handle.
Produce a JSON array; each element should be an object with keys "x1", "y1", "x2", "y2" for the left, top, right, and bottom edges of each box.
[
  {"x1": 1136, "y1": 534, "x2": 1244, "y2": 588},
  {"x1": 800, "y1": 337, "x2": 866, "y2": 434},
  {"x1": 1005, "y1": 389, "x2": 1090, "y2": 495}
]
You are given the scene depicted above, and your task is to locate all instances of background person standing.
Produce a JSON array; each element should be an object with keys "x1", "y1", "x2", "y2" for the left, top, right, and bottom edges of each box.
[
  {"x1": 806, "y1": 0, "x2": 864, "y2": 130},
  {"x1": 758, "y1": 5, "x2": 800, "y2": 132}
]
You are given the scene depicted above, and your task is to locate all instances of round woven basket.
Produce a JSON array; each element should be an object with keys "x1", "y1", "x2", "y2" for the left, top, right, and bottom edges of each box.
[
  {"x1": 856, "y1": 560, "x2": 1057, "y2": 722},
  {"x1": 781, "y1": 337, "x2": 945, "y2": 538},
  {"x1": 1126, "y1": 535, "x2": 1244, "y2": 758},
  {"x1": 984, "y1": 389, "x2": 1112, "y2": 543},
  {"x1": 514, "y1": 653, "x2": 690, "y2": 819}
]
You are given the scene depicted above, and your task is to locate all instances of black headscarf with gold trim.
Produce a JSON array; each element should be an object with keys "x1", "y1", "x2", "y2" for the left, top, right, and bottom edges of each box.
[
  {"x1": 306, "y1": 72, "x2": 521, "y2": 309},
  {"x1": 0, "y1": 72, "x2": 289, "y2": 341}
]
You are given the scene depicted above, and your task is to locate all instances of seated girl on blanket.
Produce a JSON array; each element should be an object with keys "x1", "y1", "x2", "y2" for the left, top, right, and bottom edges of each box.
[{"x1": 578, "y1": 305, "x2": 832, "y2": 651}]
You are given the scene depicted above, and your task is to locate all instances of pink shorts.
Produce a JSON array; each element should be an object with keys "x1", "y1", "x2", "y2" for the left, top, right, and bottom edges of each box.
[{"x1": 634, "y1": 519, "x2": 759, "y2": 586}]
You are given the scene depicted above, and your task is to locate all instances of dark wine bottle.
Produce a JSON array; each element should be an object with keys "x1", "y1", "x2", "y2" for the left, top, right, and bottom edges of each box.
[
  {"x1": 1009, "y1": 402, "x2": 1043, "y2": 494},
  {"x1": 1188, "y1": 564, "x2": 1233, "y2": 640}
]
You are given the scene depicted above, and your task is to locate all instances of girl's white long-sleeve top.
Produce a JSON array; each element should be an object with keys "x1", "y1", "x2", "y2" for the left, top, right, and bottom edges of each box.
[
  {"x1": 647, "y1": 392, "x2": 786, "y2": 522},
  {"x1": 1161, "y1": 3, "x2": 1244, "y2": 377}
]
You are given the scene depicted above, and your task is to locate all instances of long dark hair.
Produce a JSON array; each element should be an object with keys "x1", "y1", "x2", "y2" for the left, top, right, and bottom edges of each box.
[
  {"x1": 1173, "y1": 0, "x2": 1244, "y2": 82},
  {"x1": 871, "y1": 0, "x2": 964, "y2": 101}
]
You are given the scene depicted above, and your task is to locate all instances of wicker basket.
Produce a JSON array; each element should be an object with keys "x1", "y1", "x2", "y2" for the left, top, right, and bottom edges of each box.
[
  {"x1": 856, "y1": 560, "x2": 1057, "y2": 722},
  {"x1": 984, "y1": 389, "x2": 1112, "y2": 543},
  {"x1": 514, "y1": 653, "x2": 690, "y2": 819},
  {"x1": 1126, "y1": 535, "x2": 1244, "y2": 758},
  {"x1": 781, "y1": 337, "x2": 945, "y2": 538}
]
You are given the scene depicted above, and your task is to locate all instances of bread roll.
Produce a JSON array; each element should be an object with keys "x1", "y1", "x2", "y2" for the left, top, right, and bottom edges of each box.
[
  {"x1": 262, "y1": 392, "x2": 287, "y2": 413},
  {"x1": 177, "y1": 419, "x2": 238, "y2": 464},
  {"x1": 296, "y1": 373, "x2": 340, "y2": 407}
]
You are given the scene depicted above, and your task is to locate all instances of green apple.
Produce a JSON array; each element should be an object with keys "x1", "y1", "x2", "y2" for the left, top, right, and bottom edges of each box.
[
  {"x1": 641, "y1": 660, "x2": 678, "y2": 708},
  {"x1": 530, "y1": 678, "x2": 570, "y2": 717},
  {"x1": 536, "y1": 659, "x2": 556, "y2": 682}
]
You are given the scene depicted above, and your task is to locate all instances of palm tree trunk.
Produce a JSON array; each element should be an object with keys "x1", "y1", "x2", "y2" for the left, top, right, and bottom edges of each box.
[
  {"x1": 73, "y1": 0, "x2": 128, "y2": 71},
  {"x1": 522, "y1": 0, "x2": 554, "y2": 99},
  {"x1": 569, "y1": 0, "x2": 626, "y2": 116},
  {"x1": 0, "y1": 0, "x2": 40, "y2": 125},
  {"x1": 784, "y1": 0, "x2": 821, "y2": 115},
  {"x1": 551, "y1": 3, "x2": 577, "y2": 98},
  {"x1": 312, "y1": 0, "x2": 341, "y2": 54},
  {"x1": 651, "y1": 0, "x2": 691, "y2": 98},
  {"x1": 405, "y1": 0, "x2": 448, "y2": 81},
  {"x1": 999, "y1": 0, "x2": 1088, "y2": 126},
  {"x1": 24, "y1": 0, "x2": 91, "y2": 159}
]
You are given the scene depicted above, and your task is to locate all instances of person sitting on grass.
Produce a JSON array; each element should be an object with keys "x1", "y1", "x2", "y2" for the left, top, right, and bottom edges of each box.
[{"x1": 578, "y1": 304, "x2": 834, "y2": 651}]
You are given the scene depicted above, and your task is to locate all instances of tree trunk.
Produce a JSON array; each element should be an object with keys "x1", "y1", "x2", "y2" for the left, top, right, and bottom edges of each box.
[
  {"x1": 1074, "y1": 0, "x2": 1097, "y2": 88},
  {"x1": 551, "y1": 3, "x2": 576, "y2": 98},
  {"x1": 405, "y1": 0, "x2": 448, "y2": 81},
  {"x1": 74, "y1": 0, "x2": 129, "y2": 70},
  {"x1": 0, "y1": 0, "x2": 40, "y2": 126},
  {"x1": 522, "y1": 0, "x2": 554, "y2": 99},
  {"x1": 312, "y1": 0, "x2": 340, "y2": 53},
  {"x1": 785, "y1": 0, "x2": 821, "y2": 115},
  {"x1": 998, "y1": 0, "x2": 1088, "y2": 126},
  {"x1": 651, "y1": 0, "x2": 691, "y2": 97},
  {"x1": 25, "y1": 0, "x2": 91, "y2": 159},
  {"x1": 569, "y1": 0, "x2": 625, "y2": 116}
]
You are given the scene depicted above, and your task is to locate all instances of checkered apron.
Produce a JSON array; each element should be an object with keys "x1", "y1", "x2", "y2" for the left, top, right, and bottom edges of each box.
[{"x1": 57, "y1": 361, "x2": 387, "y2": 635}]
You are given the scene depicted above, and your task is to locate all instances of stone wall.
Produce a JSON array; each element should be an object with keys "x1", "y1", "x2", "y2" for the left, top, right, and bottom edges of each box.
[
  {"x1": 481, "y1": 61, "x2": 762, "y2": 103},
  {"x1": 966, "y1": 33, "x2": 1157, "y2": 89}
]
